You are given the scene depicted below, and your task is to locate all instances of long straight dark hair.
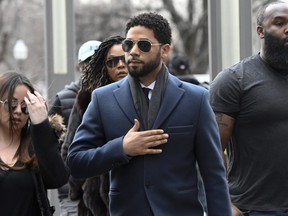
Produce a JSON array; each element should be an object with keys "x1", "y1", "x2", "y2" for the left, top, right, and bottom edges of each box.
[{"x1": 0, "y1": 71, "x2": 37, "y2": 170}]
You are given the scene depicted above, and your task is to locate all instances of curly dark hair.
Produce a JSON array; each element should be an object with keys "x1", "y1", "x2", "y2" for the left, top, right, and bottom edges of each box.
[
  {"x1": 77, "y1": 35, "x2": 125, "y2": 115},
  {"x1": 125, "y1": 12, "x2": 172, "y2": 45},
  {"x1": 81, "y1": 35, "x2": 125, "y2": 93}
]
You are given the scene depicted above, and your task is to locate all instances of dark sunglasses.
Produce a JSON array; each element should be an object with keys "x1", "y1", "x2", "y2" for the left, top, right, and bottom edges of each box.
[
  {"x1": 106, "y1": 55, "x2": 126, "y2": 68},
  {"x1": 122, "y1": 39, "x2": 162, "y2": 53},
  {"x1": 0, "y1": 99, "x2": 29, "y2": 115}
]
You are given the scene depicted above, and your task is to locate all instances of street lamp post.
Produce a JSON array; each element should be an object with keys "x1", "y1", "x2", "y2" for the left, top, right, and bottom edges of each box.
[
  {"x1": 13, "y1": 39, "x2": 28, "y2": 70},
  {"x1": 13, "y1": 0, "x2": 28, "y2": 71}
]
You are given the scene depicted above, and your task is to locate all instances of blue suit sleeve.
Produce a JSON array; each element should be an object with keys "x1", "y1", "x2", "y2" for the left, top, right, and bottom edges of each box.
[
  {"x1": 67, "y1": 91, "x2": 130, "y2": 179},
  {"x1": 195, "y1": 90, "x2": 232, "y2": 215}
]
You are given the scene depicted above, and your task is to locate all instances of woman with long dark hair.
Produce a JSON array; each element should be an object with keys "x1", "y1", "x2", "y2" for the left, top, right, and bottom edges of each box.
[
  {"x1": 0, "y1": 71, "x2": 68, "y2": 216},
  {"x1": 62, "y1": 35, "x2": 128, "y2": 216}
]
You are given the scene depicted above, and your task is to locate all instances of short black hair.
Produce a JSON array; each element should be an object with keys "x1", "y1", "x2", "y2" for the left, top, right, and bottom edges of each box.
[
  {"x1": 257, "y1": 1, "x2": 286, "y2": 26},
  {"x1": 125, "y1": 12, "x2": 172, "y2": 45}
]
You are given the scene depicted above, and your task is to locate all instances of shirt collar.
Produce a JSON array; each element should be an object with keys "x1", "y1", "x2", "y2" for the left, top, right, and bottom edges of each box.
[{"x1": 140, "y1": 81, "x2": 155, "y2": 90}]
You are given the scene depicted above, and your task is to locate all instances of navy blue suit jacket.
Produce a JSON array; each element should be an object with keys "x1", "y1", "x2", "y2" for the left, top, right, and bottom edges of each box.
[{"x1": 68, "y1": 74, "x2": 231, "y2": 216}]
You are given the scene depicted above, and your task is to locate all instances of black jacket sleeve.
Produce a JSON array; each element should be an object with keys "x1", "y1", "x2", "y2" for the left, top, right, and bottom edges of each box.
[{"x1": 31, "y1": 118, "x2": 69, "y2": 189}]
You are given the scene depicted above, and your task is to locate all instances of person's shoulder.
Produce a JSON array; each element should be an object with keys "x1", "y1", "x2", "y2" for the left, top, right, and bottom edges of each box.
[
  {"x1": 211, "y1": 55, "x2": 251, "y2": 80},
  {"x1": 183, "y1": 81, "x2": 208, "y2": 93},
  {"x1": 170, "y1": 74, "x2": 202, "y2": 87},
  {"x1": 216, "y1": 54, "x2": 260, "y2": 81},
  {"x1": 65, "y1": 80, "x2": 81, "y2": 91},
  {"x1": 63, "y1": 80, "x2": 81, "y2": 93},
  {"x1": 57, "y1": 80, "x2": 80, "y2": 98},
  {"x1": 174, "y1": 77, "x2": 208, "y2": 95},
  {"x1": 178, "y1": 82, "x2": 209, "y2": 104},
  {"x1": 100, "y1": 77, "x2": 127, "y2": 90},
  {"x1": 92, "y1": 77, "x2": 128, "y2": 95},
  {"x1": 176, "y1": 74, "x2": 200, "y2": 85},
  {"x1": 228, "y1": 54, "x2": 259, "y2": 71}
]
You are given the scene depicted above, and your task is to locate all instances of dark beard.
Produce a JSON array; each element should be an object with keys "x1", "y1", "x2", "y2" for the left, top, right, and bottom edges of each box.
[
  {"x1": 264, "y1": 30, "x2": 288, "y2": 70},
  {"x1": 128, "y1": 51, "x2": 161, "y2": 78}
]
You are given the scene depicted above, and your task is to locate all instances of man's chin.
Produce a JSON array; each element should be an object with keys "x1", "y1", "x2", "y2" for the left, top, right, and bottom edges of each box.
[
  {"x1": 129, "y1": 70, "x2": 140, "y2": 78},
  {"x1": 129, "y1": 68, "x2": 150, "y2": 78}
]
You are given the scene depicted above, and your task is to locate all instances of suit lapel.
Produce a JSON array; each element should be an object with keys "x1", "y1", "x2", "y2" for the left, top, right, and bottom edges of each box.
[
  {"x1": 153, "y1": 75, "x2": 184, "y2": 128},
  {"x1": 114, "y1": 78, "x2": 138, "y2": 125},
  {"x1": 113, "y1": 76, "x2": 184, "y2": 128}
]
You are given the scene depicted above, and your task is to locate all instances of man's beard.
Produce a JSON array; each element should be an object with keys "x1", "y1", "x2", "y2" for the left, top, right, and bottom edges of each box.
[
  {"x1": 128, "y1": 51, "x2": 161, "y2": 78},
  {"x1": 264, "y1": 30, "x2": 288, "y2": 70}
]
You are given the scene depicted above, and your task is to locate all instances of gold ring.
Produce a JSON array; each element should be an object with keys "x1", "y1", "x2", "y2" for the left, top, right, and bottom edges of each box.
[{"x1": 30, "y1": 101, "x2": 36, "y2": 104}]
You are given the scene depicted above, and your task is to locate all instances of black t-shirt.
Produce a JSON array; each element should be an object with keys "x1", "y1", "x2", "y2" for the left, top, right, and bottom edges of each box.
[
  {"x1": 209, "y1": 54, "x2": 288, "y2": 211},
  {"x1": 0, "y1": 165, "x2": 40, "y2": 216}
]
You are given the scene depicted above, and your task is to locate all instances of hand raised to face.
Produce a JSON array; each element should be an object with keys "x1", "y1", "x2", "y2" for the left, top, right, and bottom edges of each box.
[{"x1": 24, "y1": 91, "x2": 48, "y2": 125}]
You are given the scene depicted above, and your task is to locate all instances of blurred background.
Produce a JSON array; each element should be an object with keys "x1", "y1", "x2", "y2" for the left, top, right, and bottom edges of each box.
[
  {"x1": 0, "y1": 0, "x2": 278, "y2": 100},
  {"x1": 0, "y1": 0, "x2": 280, "y2": 98},
  {"x1": 0, "y1": 0, "x2": 283, "y2": 215}
]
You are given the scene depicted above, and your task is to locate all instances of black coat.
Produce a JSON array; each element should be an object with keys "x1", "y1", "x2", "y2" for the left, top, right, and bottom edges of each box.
[
  {"x1": 48, "y1": 80, "x2": 81, "y2": 126},
  {"x1": 62, "y1": 90, "x2": 109, "y2": 216},
  {"x1": 31, "y1": 116, "x2": 69, "y2": 216}
]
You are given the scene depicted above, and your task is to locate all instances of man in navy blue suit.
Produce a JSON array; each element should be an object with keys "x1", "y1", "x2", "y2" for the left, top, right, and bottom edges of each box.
[{"x1": 68, "y1": 12, "x2": 231, "y2": 216}]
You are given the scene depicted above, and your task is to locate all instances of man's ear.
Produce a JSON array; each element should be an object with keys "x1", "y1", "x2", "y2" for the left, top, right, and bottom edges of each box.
[
  {"x1": 162, "y1": 44, "x2": 171, "y2": 55},
  {"x1": 161, "y1": 44, "x2": 171, "y2": 62},
  {"x1": 257, "y1": 25, "x2": 265, "y2": 39}
]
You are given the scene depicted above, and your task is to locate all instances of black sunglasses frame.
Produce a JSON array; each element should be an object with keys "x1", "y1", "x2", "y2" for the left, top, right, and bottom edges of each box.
[
  {"x1": 122, "y1": 39, "x2": 162, "y2": 53},
  {"x1": 0, "y1": 99, "x2": 29, "y2": 115},
  {"x1": 106, "y1": 55, "x2": 126, "y2": 68}
]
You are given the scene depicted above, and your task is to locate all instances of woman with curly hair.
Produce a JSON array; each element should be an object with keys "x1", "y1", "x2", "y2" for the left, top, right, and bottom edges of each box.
[
  {"x1": 62, "y1": 35, "x2": 128, "y2": 216},
  {"x1": 0, "y1": 71, "x2": 68, "y2": 216}
]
